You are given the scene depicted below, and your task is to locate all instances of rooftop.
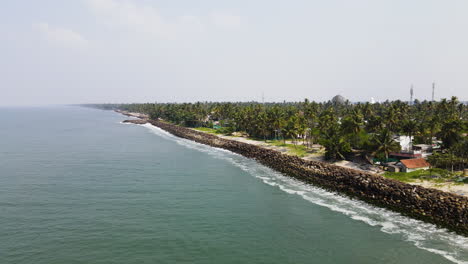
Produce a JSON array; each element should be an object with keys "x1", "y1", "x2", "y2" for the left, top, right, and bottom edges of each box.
[
  {"x1": 400, "y1": 158, "x2": 430, "y2": 169},
  {"x1": 413, "y1": 144, "x2": 433, "y2": 148}
]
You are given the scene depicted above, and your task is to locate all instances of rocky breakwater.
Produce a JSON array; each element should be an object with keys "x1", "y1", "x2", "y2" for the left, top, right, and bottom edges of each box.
[
  {"x1": 116, "y1": 110, "x2": 149, "y2": 119},
  {"x1": 122, "y1": 116, "x2": 468, "y2": 235},
  {"x1": 122, "y1": 119, "x2": 148, "y2": 125}
]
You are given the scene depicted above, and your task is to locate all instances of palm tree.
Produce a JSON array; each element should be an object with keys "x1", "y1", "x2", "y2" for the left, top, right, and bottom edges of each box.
[
  {"x1": 402, "y1": 119, "x2": 418, "y2": 150},
  {"x1": 341, "y1": 109, "x2": 364, "y2": 148},
  {"x1": 113, "y1": 98, "x2": 464, "y2": 163},
  {"x1": 451, "y1": 139, "x2": 467, "y2": 170},
  {"x1": 284, "y1": 115, "x2": 299, "y2": 145},
  {"x1": 384, "y1": 107, "x2": 398, "y2": 132},
  {"x1": 269, "y1": 106, "x2": 286, "y2": 142},
  {"x1": 318, "y1": 110, "x2": 337, "y2": 133},
  {"x1": 258, "y1": 111, "x2": 270, "y2": 141},
  {"x1": 361, "y1": 102, "x2": 374, "y2": 121},
  {"x1": 437, "y1": 119, "x2": 463, "y2": 149},
  {"x1": 295, "y1": 113, "x2": 307, "y2": 146},
  {"x1": 320, "y1": 122, "x2": 351, "y2": 160},
  {"x1": 365, "y1": 115, "x2": 383, "y2": 133},
  {"x1": 371, "y1": 129, "x2": 401, "y2": 160},
  {"x1": 342, "y1": 110, "x2": 363, "y2": 134},
  {"x1": 426, "y1": 116, "x2": 441, "y2": 144},
  {"x1": 448, "y1": 96, "x2": 459, "y2": 118}
]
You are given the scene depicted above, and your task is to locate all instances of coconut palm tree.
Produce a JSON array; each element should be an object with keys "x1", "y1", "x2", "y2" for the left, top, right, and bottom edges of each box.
[
  {"x1": 269, "y1": 106, "x2": 286, "y2": 142},
  {"x1": 257, "y1": 111, "x2": 270, "y2": 141},
  {"x1": 437, "y1": 119, "x2": 463, "y2": 149},
  {"x1": 371, "y1": 129, "x2": 401, "y2": 160},
  {"x1": 320, "y1": 122, "x2": 351, "y2": 160},
  {"x1": 341, "y1": 109, "x2": 364, "y2": 148},
  {"x1": 402, "y1": 119, "x2": 418, "y2": 149}
]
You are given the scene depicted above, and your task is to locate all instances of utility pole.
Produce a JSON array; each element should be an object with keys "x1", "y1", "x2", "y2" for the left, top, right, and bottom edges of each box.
[{"x1": 432, "y1": 82, "x2": 435, "y2": 101}]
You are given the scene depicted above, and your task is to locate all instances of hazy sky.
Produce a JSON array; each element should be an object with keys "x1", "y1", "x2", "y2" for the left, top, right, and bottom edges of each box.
[{"x1": 1, "y1": 0, "x2": 467, "y2": 105}]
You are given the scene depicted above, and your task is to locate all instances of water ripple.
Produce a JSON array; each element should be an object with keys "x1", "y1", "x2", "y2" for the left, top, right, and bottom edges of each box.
[{"x1": 139, "y1": 123, "x2": 468, "y2": 264}]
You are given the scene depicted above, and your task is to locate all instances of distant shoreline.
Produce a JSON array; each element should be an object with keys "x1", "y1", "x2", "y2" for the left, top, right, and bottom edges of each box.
[{"x1": 116, "y1": 110, "x2": 468, "y2": 236}]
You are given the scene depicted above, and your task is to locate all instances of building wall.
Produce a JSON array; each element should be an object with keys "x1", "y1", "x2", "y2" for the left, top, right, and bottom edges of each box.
[
  {"x1": 404, "y1": 167, "x2": 430, "y2": 173},
  {"x1": 395, "y1": 135, "x2": 412, "y2": 151}
]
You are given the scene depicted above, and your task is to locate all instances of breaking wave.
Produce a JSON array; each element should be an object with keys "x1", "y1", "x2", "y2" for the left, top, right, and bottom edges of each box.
[{"x1": 139, "y1": 123, "x2": 468, "y2": 264}]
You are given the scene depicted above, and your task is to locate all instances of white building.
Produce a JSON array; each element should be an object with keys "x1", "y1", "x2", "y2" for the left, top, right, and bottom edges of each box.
[{"x1": 393, "y1": 135, "x2": 412, "y2": 152}]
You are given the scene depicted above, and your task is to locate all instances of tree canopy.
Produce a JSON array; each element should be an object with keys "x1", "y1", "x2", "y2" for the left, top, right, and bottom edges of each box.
[{"x1": 87, "y1": 97, "x2": 467, "y2": 165}]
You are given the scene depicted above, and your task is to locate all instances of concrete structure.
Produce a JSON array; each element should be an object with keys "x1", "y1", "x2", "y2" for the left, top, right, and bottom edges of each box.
[
  {"x1": 413, "y1": 144, "x2": 433, "y2": 158},
  {"x1": 387, "y1": 164, "x2": 401, "y2": 172},
  {"x1": 393, "y1": 135, "x2": 412, "y2": 151},
  {"x1": 332, "y1": 95, "x2": 346, "y2": 105}
]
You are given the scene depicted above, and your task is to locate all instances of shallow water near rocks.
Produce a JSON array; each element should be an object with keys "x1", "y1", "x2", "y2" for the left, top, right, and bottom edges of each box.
[{"x1": 0, "y1": 106, "x2": 467, "y2": 264}]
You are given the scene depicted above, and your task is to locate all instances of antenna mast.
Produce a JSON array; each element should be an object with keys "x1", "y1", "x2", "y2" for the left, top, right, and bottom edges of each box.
[
  {"x1": 432, "y1": 82, "x2": 435, "y2": 101},
  {"x1": 410, "y1": 85, "x2": 414, "y2": 105}
]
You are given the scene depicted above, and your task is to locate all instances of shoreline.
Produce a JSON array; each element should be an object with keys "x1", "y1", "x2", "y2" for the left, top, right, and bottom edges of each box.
[
  {"x1": 205, "y1": 133, "x2": 468, "y2": 196},
  {"x1": 118, "y1": 111, "x2": 468, "y2": 236}
]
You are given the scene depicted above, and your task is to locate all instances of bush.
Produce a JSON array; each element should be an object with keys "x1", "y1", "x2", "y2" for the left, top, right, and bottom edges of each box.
[{"x1": 215, "y1": 126, "x2": 235, "y2": 135}]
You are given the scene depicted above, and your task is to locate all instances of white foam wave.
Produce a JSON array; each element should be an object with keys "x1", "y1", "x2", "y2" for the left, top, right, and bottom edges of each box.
[{"x1": 140, "y1": 123, "x2": 468, "y2": 264}]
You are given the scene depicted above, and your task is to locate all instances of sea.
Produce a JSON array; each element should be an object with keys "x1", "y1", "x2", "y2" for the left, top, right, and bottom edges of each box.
[{"x1": 0, "y1": 106, "x2": 467, "y2": 264}]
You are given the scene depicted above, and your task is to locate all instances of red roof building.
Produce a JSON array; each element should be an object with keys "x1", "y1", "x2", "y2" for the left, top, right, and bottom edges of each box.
[{"x1": 399, "y1": 158, "x2": 431, "y2": 172}]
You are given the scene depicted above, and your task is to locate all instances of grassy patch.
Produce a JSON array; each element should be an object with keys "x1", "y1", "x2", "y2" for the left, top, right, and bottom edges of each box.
[
  {"x1": 288, "y1": 145, "x2": 309, "y2": 157},
  {"x1": 193, "y1": 126, "x2": 234, "y2": 135},
  {"x1": 193, "y1": 127, "x2": 218, "y2": 134},
  {"x1": 383, "y1": 168, "x2": 461, "y2": 183},
  {"x1": 192, "y1": 130, "x2": 317, "y2": 158},
  {"x1": 266, "y1": 140, "x2": 309, "y2": 157},
  {"x1": 267, "y1": 140, "x2": 288, "y2": 146}
]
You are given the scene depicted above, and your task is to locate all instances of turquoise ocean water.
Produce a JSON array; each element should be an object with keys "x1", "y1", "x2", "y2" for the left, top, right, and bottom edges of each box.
[{"x1": 0, "y1": 106, "x2": 467, "y2": 264}]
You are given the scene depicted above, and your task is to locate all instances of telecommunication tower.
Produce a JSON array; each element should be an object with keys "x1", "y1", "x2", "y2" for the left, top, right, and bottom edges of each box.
[
  {"x1": 410, "y1": 85, "x2": 414, "y2": 105},
  {"x1": 432, "y1": 82, "x2": 435, "y2": 101}
]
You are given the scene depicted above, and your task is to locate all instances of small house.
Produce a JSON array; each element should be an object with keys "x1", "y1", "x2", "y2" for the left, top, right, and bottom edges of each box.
[{"x1": 399, "y1": 158, "x2": 430, "y2": 173}]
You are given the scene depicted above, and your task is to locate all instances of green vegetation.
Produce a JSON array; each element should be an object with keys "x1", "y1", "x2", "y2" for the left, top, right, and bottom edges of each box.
[
  {"x1": 193, "y1": 127, "x2": 218, "y2": 134},
  {"x1": 287, "y1": 145, "x2": 310, "y2": 158},
  {"x1": 383, "y1": 168, "x2": 461, "y2": 183},
  {"x1": 88, "y1": 96, "x2": 467, "y2": 169},
  {"x1": 371, "y1": 129, "x2": 401, "y2": 160},
  {"x1": 194, "y1": 126, "x2": 235, "y2": 135},
  {"x1": 427, "y1": 140, "x2": 467, "y2": 171},
  {"x1": 267, "y1": 140, "x2": 311, "y2": 157}
]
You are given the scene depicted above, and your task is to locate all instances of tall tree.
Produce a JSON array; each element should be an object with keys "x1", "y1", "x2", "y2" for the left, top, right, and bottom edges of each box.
[
  {"x1": 371, "y1": 129, "x2": 401, "y2": 160},
  {"x1": 402, "y1": 119, "x2": 418, "y2": 149},
  {"x1": 438, "y1": 119, "x2": 463, "y2": 148}
]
